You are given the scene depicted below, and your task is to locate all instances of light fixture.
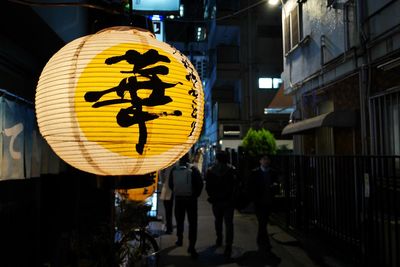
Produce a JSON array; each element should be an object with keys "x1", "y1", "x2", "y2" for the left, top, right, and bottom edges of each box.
[
  {"x1": 36, "y1": 26, "x2": 204, "y2": 176},
  {"x1": 268, "y1": 0, "x2": 280, "y2": 6}
]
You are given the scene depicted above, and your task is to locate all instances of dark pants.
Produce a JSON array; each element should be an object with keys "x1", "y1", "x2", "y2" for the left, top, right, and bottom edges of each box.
[
  {"x1": 254, "y1": 204, "x2": 271, "y2": 251},
  {"x1": 211, "y1": 202, "x2": 234, "y2": 246},
  {"x1": 163, "y1": 199, "x2": 173, "y2": 232},
  {"x1": 174, "y1": 197, "x2": 198, "y2": 248}
]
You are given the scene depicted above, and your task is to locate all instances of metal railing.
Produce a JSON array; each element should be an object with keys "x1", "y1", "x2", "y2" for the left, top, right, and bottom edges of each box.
[{"x1": 267, "y1": 155, "x2": 400, "y2": 267}]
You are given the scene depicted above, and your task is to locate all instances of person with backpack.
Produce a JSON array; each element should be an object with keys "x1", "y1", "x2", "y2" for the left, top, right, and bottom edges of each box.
[
  {"x1": 169, "y1": 153, "x2": 203, "y2": 258},
  {"x1": 205, "y1": 151, "x2": 237, "y2": 259}
]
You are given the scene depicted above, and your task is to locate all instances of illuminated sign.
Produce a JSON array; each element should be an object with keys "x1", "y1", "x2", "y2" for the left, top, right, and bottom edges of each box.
[{"x1": 132, "y1": 0, "x2": 180, "y2": 12}]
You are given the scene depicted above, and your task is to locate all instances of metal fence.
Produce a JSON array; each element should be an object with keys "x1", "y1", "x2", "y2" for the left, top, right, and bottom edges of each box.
[{"x1": 266, "y1": 155, "x2": 400, "y2": 267}]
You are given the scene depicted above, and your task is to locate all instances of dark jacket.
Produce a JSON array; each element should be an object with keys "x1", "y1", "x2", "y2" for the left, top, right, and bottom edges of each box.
[
  {"x1": 248, "y1": 166, "x2": 278, "y2": 207},
  {"x1": 168, "y1": 164, "x2": 203, "y2": 198},
  {"x1": 205, "y1": 163, "x2": 236, "y2": 204}
]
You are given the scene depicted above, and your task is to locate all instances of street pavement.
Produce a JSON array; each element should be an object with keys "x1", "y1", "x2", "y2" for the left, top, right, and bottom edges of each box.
[{"x1": 150, "y1": 190, "x2": 323, "y2": 267}]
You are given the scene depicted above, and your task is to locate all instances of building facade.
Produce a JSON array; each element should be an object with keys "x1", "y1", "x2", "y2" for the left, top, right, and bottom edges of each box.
[
  {"x1": 201, "y1": 0, "x2": 287, "y2": 162},
  {"x1": 281, "y1": 0, "x2": 400, "y2": 156}
]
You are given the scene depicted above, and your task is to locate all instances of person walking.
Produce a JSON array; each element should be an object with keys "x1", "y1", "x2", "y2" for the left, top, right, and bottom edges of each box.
[
  {"x1": 169, "y1": 153, "x2": 204, "y2": 258},
  {"x1": 159, "y1": 162, "x2": 177, "y2": 234},
  {"x1": 205, "y1": 151, "x2": 237, "y2": 259},
  {"x1": 248, "y1": 155, "x2": 279, "y2": 257},
  {"x1": 191, "y1": 149, "x2": 204, "y2": 175}
]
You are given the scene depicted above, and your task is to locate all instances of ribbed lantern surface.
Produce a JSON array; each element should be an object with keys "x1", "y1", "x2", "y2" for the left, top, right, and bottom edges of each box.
[
  {"x1": 36, "y1": 27, "x2": 204, "y2": 175},
  {"x1": 118, "y1": 172, "x2": 158, "y2": 202}
]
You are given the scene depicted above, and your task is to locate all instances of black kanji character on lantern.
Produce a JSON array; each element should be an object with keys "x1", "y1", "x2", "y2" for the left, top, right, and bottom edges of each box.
[
  {"x1": 84, "y1": 49, "x2": 182, "y2": 155},
  {"x1": 171, "y1": 47, "x2": 200, "y2": 137}
]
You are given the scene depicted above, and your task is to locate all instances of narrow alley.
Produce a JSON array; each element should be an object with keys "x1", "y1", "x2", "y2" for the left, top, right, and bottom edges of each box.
[{"x1": 152, "y1": 191, "x2": 329, "y2": 267}]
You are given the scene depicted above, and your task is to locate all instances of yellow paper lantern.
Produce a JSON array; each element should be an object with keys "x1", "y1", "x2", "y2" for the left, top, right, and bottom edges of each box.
[
  {"x1": 117, "y1": 172, "x2": 158, "y2": 202},
  {"x1": 35, "y1": 27, "x2": 204, "y2": 176}
]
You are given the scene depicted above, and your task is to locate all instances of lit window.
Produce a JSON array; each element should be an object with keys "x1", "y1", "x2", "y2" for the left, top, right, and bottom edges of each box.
[
  {"x1": 259, "y1": 77, "x2": 282, "y2": 89},
  {"x1": 273, "y1": 78, "x2": 282, "y2": 89},
  {"x1": 196, "y1": 27, "x2": 206, "y2": 41},
  {"x1": 259, "y1": 78, "x2": 272, "y2": 89}
]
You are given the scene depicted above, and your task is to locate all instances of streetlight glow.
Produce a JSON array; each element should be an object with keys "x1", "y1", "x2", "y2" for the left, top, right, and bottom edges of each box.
[{"x1": 268, "y1": 0, "x2": 279, "y2": 6}]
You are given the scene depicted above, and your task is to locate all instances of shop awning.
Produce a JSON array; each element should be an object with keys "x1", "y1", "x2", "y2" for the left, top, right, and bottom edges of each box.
[{"x1": 282, "y1": 110, "x2": 357, "y2": 135}]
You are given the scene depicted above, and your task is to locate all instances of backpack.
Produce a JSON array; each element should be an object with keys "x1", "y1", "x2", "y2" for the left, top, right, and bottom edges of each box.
[{"x1": 172, "y1": 166, "x2": 193, "y2": 197}]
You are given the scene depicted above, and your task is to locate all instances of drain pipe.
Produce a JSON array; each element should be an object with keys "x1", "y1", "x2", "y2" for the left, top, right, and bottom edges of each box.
[
  {"x1": 357, "y1": 0, "x2": 370, "y2": 155},
  {"x1": 247, "y1": 0, "x2": 254, "y2": 126}
]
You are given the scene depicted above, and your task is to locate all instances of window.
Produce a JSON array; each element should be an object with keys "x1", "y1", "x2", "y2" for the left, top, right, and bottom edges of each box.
[
  {"x1": 196, "y1": 26, "x2": 206, "y2": 41},
  {"x1": 283, "y1": 4, "x2": 303, "y2": 54},
  {"x1": 259, "y1": 78, "x2": 282, "y2": 89},
  {"x1": 273, "y1": 78, "x2": 282, "y2": 89},
  {"x1": 370, "y1": 89, "x2": 400, "y2": 155},
  {"x1": 284, "y1": 15, "x2": 291, "y2": 54},
  {"x1": 290, "y1": 7, "x2": 300, "y2": 47},
  {"x1": 259, "y1": 78, "x2": 272, "y2": 89}
]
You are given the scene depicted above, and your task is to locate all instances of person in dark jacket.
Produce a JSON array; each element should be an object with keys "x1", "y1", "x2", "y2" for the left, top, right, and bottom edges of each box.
[
  {"x1": 248, "y1": 155, "x2": 279, "y2": 256},
  {"x1": 205, "y1": 151, "x2": 237, "y2": 259},
  {"x1": 169, "y1": 153, "x2": 203, "y2": 258}
]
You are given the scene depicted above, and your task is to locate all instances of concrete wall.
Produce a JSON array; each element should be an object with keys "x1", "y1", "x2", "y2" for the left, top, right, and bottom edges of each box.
[{"x1": 282, "y1": 0, "x2": 354, "y2": 95}]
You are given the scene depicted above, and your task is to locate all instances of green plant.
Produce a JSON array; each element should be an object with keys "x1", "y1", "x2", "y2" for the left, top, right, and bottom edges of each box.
[{"x1": 242, "y1": 128, "x2": 277, "y2": 156}]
